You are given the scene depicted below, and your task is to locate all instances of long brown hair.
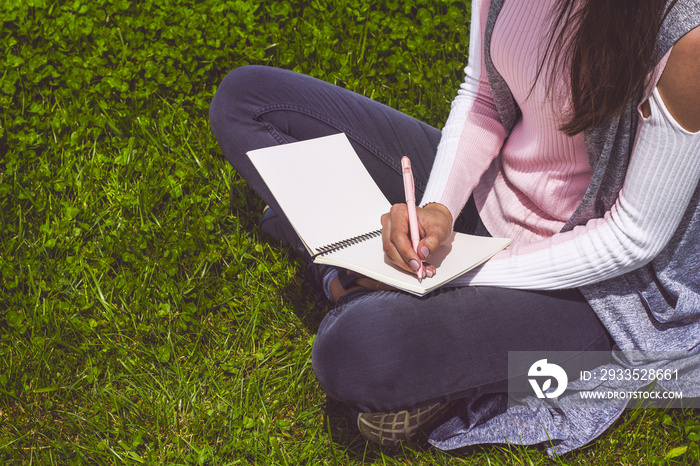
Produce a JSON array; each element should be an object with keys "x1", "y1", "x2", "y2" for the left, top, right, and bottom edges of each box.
[{"x1": 541, "y1": 0, "x2": 676, "y2": 135}]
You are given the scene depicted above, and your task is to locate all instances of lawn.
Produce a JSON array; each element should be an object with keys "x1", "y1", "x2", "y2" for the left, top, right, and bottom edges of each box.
[{"x1": 1, "y1": 0, "x2": 699, "y2": 463}]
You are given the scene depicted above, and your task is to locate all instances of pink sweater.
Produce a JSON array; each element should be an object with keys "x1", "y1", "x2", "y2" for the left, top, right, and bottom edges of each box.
[{"x1": 475, "y1": 0, "x2": 591, "y2": 242}]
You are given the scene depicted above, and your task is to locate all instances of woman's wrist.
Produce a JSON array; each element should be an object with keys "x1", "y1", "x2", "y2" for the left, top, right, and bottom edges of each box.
[{"x1": 421, "y1": 202, "x2": 453, "y2": 226}]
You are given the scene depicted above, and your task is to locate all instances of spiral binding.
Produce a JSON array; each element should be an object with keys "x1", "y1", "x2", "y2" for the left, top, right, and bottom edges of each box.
[{"x1": 315, "y1": 229, "x2": 382, "y2": 256}]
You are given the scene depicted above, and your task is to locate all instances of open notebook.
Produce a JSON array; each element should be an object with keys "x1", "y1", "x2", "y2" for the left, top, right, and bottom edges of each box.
[{"x1": 247, "y1": 133, "x2": 510, "y2": 295}]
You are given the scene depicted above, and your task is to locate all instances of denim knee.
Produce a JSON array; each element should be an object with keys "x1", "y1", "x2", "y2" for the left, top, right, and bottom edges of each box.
[
  {"x1": 310, "y1": 291, "x2": 418, "y2": 412},
  {"x1": 209, "y1": 65, "x2": 268, "y2": 135}
]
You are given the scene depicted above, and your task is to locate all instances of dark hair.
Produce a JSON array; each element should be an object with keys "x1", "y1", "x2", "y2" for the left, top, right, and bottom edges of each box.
[{"x1": 540, "y1": 0, "x2": 676, "y2": 135}]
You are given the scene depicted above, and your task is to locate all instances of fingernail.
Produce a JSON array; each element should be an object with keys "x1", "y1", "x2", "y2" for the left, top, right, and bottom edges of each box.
[
  {"x1": 425, "y1": 268, "x2": 434, "y2": 278},
  {"x1": 420, "y1": 245, "x2": 430, "y2": 259},
  {"x1": 409, "y1": 259, "x2": 420, "y2": 271}
]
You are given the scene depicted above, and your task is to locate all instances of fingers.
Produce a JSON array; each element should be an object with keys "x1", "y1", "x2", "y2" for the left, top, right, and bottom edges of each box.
[
  {"x1": 382, "y1": 204, "x2": 423, "y2": 274},
  {"x1": 416, "y1": 230, "x2": 442, "y2": 261},
  {"x1": 416, "y1": 203, "x2": 452, "y2": 261},
  {"x1": 381, "y1": 203, "x2": 449, "y2": 280}
]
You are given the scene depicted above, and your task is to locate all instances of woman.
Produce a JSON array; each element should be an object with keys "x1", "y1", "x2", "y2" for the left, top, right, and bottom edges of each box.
[{"x1": 210, "y1": 0, "x2": 700, "y2": 451}]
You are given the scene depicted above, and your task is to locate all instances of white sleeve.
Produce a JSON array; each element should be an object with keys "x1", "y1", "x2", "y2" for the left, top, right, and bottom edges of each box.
[
  {"x1": 450, "y1": 87, "x2": 700, "y2": 289},
  {"x1": 420, "y1": 0, "x2": 507, "y2": 223}
]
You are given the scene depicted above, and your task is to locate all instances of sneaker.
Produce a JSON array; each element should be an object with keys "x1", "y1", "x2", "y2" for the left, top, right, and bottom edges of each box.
[{"x1": 356, "y1": 402, "x2": 451, "y2": 448}]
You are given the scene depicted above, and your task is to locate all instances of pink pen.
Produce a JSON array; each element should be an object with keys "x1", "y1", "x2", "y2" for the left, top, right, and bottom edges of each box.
[{"x1": 401, "y1": 156, "x2": 425, "y2": 281}]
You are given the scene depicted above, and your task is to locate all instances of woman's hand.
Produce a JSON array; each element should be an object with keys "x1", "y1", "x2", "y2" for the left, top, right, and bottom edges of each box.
[
  {"x1": 380, "y1": 202, "x2": 453, "y2": 277},
  {"x1": 328, "y1": 203, "x2": 453, "y2": 301}
]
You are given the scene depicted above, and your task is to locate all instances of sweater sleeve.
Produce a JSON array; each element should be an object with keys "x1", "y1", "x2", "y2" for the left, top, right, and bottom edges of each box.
[
  {"x1": 450, "y1": 87, "x2": 700, "y2": 289},
  {"x1": 419, "y1": 0, "x2": 508, "y2": 224}
]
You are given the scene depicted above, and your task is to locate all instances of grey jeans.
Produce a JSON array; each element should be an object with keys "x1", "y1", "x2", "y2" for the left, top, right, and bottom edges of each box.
[{"x1": 209, "y1": 65, "x2": 614, "y2": 413}]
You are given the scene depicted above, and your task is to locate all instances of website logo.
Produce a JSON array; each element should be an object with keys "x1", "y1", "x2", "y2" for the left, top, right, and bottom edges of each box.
[{"x1": 528, "y1": 359, "x2": 568, "y2": 399}]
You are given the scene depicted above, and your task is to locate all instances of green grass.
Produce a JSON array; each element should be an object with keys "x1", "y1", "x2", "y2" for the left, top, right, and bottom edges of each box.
[{"x1": 1, "y1": 0, "x2": 699, "y2": 463}]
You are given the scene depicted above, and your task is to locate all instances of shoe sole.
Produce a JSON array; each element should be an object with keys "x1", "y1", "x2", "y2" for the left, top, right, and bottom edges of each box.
[{"x1": 356, "y1": 402, "x2": 450, "y2": 448}]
